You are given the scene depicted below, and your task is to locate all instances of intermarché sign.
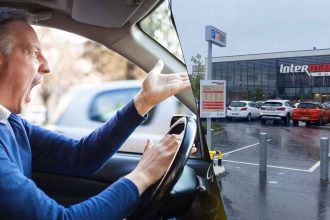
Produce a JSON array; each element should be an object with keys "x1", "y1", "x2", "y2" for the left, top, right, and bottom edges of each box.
[{"x1": 280, "y1": 64, "x2": 330, "y2": 77}]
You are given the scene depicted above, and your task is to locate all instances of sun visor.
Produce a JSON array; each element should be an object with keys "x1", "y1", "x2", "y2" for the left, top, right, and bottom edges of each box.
[{"x1": 71, "y1": 0, "x2": 144, "y2": 28}]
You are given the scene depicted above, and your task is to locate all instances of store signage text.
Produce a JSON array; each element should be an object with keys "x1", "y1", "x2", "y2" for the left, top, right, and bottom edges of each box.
[
  {"x1": 205, "y1": 25, "x2": 226, "y2": 47},
  {"x1": 280, "y1": 64, "x2": 330, "y2": 76}
]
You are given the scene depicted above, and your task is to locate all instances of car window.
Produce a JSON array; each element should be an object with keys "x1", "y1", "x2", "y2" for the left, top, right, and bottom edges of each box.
[
  {"x1": 256, "y1": 102, "x2": 264, "y2": 107},
  {"x1": 139, "y1": 0, "x2": 184, "y2": 63},
  {"x1": 263, "y1": 102, "x2": 282, "y2": 107},
  {"x1": 21, "y1": 26, "x2": 190, "y2": 154},
  {"x1": 89, "y1": 89, "x2": 139, "y2": 122},
  {"x1": 284, "y1": 102, "x2": 291, "y2": 107},
  {"x1": 297, "y1": 103, "x2": 318, "y2": 109},
  {"x1": 89, "y1": 88, "x2": 155, "y2": 125},
  {"x1": 230, "y1": 101, "x2": 246, "y2": 107}
]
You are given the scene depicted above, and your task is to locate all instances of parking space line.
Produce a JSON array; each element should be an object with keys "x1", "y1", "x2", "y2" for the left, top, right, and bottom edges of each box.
[
  {"x1": 308, "y1": 161, "x2": 320, "y2": 172},
  {"x1": 223, "y1": 159, "x2": 311, "y2": 172},
  {"x1": 222, "y1": 139, "x2": 271, "y2": 156}
]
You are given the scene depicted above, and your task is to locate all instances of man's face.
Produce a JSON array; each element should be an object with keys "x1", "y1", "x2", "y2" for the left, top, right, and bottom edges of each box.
[{"x1": 0, "y1": 20, "x2": 50, "y2": 113}]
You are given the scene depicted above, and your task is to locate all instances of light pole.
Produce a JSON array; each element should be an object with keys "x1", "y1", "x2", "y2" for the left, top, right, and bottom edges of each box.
[{"x1": 203, "y1": 25, "x2": 227, "y2": 150}]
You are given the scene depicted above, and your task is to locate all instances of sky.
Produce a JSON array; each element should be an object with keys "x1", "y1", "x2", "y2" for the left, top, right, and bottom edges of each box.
[{"x1": 171, "y1": 0, "x2": 330, "y2": 72}]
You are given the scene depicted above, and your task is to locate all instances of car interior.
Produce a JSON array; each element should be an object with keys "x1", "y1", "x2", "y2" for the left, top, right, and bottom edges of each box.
[{"x1": 0, "y1": 0, "x2": 227, "y2": 219}]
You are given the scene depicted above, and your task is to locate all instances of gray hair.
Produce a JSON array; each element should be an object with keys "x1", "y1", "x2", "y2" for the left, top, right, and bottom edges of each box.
[{"x1": 0, "y1": 7, "x2": 35, "y2": 55}]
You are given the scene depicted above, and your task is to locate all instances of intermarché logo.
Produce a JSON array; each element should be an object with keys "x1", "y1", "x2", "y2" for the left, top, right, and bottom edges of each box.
[{"x1": 280, "y1": 64, "x2": 330, "y2": 77}]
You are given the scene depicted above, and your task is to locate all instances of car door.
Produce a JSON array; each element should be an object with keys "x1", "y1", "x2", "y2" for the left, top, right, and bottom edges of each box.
[
  {"x1": 247, "y1": 102, "x2": 254, "y2": 118},
  {"x1": 327, "y1": 105, "x2": 330, "y2": 123},
  {"x1": 33, "y1": 116, "x2": 226, "y2": 218},
  {"x1": 285, "y1": 101, "x2": 293, "y2": 116},
  {"x1": 252, "y1": 102, "x2": 260, "y2": 117},
  {"x1": 320, "y1": 104, "x2": 330, "y2": 122}
]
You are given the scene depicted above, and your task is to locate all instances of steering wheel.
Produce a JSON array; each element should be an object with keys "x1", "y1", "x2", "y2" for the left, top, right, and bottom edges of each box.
[{"x1": 129, "y1": 116, "x2": 197, "y2": 220}]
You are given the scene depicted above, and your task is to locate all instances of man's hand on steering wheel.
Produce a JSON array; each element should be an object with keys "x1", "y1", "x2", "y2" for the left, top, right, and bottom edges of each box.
[
  {"x1": 125, "y1": 134, "x2": 182, "y2": 195},
  {"x1": 133, "y1": 60, "x2": 191, "y2": 116},
  {"x1": 127, "y1": 117, "x2": 197, "y2": 220},
  {"x1": 127, "y1": 61, "x2": 194, "y2": 218}
]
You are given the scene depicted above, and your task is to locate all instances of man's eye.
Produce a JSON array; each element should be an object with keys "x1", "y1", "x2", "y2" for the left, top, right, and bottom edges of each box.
[{"x1": 32, "y1": 51, "x2": 38, "y2": 58}]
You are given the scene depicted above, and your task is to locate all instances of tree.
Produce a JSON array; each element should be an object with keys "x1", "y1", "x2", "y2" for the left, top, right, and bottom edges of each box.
[
  {"x1": 242, "y1": 90, "x2": 250, "y2": 100},
  {"x1": 190, "y1": 54, "x2": 205, "y2": 102},
  {"x1": 253, "y1": 86, "x2": 264, "y2": 100},
  {"x1": 81, "y1": 41, "x2": 145, "y2": 80}
]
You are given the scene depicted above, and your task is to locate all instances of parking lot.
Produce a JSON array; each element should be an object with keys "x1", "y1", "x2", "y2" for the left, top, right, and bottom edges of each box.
[{"x1": 213, "y1": 119, "x2": 330, "y2": 220}]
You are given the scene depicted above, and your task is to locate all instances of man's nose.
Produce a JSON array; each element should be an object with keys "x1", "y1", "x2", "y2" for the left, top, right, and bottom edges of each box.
[{"x1": 38, "y1": 54, "x2": 50, "y2": 74}]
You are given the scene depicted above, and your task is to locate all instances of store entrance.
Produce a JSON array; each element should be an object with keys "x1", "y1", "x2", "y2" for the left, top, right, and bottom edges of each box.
[{"x1": 314, "y1": 93, "x2": 330, "y2": 102}]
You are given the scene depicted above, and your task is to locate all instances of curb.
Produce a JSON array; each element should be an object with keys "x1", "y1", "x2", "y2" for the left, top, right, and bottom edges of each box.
[{"x1": 214, "y1": 165, "x2": 226, "y2": 176}]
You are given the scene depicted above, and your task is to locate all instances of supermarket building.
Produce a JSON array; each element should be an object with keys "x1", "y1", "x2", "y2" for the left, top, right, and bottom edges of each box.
[{"x1": 209, "y1": 48, "x2": 330, "y2": 102}]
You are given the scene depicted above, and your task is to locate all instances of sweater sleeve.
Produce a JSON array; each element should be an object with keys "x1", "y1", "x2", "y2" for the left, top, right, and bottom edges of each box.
[
  {"x1": 0, "y1": 148, "x2": 139, "y2": 220},
  {"x1": 22, "y1": 99, "x2": 146, "y2": 175}
]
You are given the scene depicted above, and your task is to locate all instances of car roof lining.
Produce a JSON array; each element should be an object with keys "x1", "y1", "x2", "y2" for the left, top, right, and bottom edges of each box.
[{"x1": 1, "y1": 0, "x2": 160, "y2": 28}]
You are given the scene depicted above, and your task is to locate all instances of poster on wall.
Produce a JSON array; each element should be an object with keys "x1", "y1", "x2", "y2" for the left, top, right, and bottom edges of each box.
[{"x1": 200, "y1": 80, "x2": 226, "y2": 118}]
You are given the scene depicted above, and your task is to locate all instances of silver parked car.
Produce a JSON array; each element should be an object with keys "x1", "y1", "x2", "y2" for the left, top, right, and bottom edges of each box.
[{"x1": 47, "y1": 80, "x2": 188, "y2": 153}]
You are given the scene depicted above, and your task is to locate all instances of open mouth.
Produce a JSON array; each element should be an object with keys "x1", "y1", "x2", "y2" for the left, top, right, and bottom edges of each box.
[
  {"x1": 26, "y1": 77, "x2": 42, "y2": 103},
  {"x1": 31, "y1": 76, "x2": 42, "y2": 87}
]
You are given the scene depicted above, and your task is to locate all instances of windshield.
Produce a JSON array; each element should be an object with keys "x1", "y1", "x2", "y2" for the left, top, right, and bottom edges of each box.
[
  {"x1": 263, "y1": 102, "x2": 282, "y2": 107},
  {"x1": 297, "y1": 103, "x2": 319, "y2": 109},
  {"x1": 230, "y1": 101, "x2": 246, "y2": 107}
]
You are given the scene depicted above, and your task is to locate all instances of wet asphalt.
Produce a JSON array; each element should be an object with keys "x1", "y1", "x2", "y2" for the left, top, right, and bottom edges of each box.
[{"x1": 212, "y1": 119, "x2": 330, "y2": 220}]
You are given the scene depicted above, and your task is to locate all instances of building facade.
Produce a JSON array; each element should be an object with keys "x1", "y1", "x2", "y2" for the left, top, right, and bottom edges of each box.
[{"x1": 211, "y1": 49, "x2": 330, "y2": 102}]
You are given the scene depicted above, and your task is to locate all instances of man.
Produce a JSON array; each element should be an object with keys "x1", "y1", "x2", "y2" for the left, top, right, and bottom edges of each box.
[{"x1": 0, "y1": 7, "x2": 191, "y2": 220}]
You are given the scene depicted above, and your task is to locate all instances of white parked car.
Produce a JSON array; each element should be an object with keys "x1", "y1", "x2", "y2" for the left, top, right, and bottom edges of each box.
[
  {"x1": 260, "y1": 100, "x2": 293, "y2": 125},
  {"x1": 47, "y1": 81, "x2": 190, "y2": 153},
  {"x1": 226, "y1": 100, "x2": 260, "y2": 121}
]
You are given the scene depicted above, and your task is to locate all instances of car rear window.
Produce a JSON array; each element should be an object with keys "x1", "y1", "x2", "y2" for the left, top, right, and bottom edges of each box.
[
  {"x1": 230, "y1": 101, "x2": 246, "y2": 107},
  {"x1": 88, "y1": 88, "x2": 157, "y2": 126},
  {"x1": 263, "y1": 102, "x2": 282, "y2": 107},
  {"x1": 297, "y1": 103, "x2": 318, "y2": 109}
]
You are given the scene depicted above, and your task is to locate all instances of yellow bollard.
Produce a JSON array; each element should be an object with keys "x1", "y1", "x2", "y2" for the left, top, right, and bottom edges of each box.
[
  {"x1": 209, "y1": 150, "x2": 223, "y2": 166},
  {"x1": 217, "y1": 151, "x2": 222, "y2": 166},
  {"x1": 209, "y1": 150, "x2": 216, "y2": 160}
]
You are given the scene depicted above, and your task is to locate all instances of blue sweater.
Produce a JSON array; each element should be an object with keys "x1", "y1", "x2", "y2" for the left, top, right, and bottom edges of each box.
[{"x1": 0, "y1": 100, "x2": 145, "y2": 220}]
